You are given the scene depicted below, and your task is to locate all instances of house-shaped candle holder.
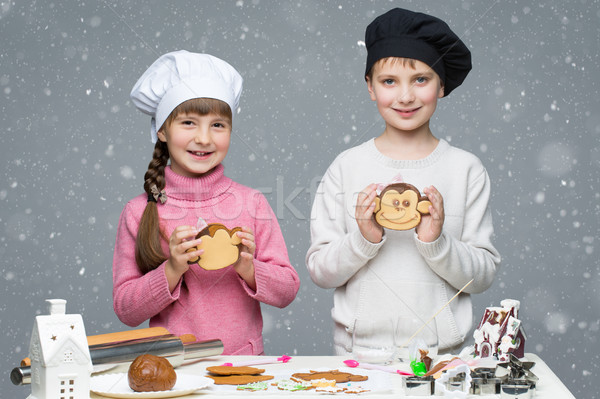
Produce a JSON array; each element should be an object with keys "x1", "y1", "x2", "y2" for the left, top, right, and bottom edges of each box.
[{"x1": 27, "y1": 299, "x2": 92, "y2": 399}]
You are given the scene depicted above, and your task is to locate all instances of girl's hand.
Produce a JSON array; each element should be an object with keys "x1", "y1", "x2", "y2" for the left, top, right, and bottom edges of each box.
[
  {"x1": 416, "y1": 185, "x2": 445, "y2": 242},
  {"x1": 165, "y1": 225, "x2": 203, "y2": 291},
  {"x1": 233, "y1": 227, "x2": 257, "y2": 290},
  {"x1": 355, "y1": 184, "x2": 384, "y2": 243}
]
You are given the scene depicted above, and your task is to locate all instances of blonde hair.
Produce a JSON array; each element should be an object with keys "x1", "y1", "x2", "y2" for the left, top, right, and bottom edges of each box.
[
  {"x1": 365, "y1": 57, "x2": 417, "y2": 81},
  {"x1": 135, "y1": 98, "x2": 232, "y2": 273}
]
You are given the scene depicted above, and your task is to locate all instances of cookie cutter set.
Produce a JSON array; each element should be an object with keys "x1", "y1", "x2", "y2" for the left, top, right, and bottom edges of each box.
[{"x1": 403, "y1": 355, "x2": 537, "y2": 398}]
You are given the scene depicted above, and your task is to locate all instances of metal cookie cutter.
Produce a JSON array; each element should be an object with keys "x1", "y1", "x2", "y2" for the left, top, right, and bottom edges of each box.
[
  {"x1": 403, "y1": 375, "x2": 434, "y2": 396},
  {"x1": 500, "y1": 380, "x2": 534, "y2": 398},
  {"x1": 435, "y1": 364, "x2": 472, "y2": 398},
  {"x1": 471, "y1": 367, "x2": 502, "y2": 395}
]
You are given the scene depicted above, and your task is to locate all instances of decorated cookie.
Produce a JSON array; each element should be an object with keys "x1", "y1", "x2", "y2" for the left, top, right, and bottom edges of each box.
[
  {"x1": 344, "y1": 386, "x2": 370, "y2": 394},
  {"x1": 273, "y1": 379, "x2": 313, "y2": 391},
  {"x1": 237, "y1": 381, "x2": 269, "y2": 391},
  {"x1": 187, "y1": 223, "x2": 243, "y2": 270},
  {"x1": 374, "y1": 183, "x2": 432, "y2": 230},
  {"x1": 316, "y1": 385, "x2": 346, "y2": 393},
  {"x1": 291, "y1": 370, "x2": 368, "y2": 383},
  {"x1": 310, "y1": 378, "x2": 337, "y2": 388},
  {"x1": 206, "y1": 366, "x2": 265, "y2": 375},
  {"x1": 208, "y1": 374, "x2": 274, "y2": 385}
]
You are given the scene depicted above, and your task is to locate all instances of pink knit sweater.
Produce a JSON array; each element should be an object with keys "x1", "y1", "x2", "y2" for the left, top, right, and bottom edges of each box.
[{"x1": 112, "y1": 165, "x2": 300, "y2": 355}]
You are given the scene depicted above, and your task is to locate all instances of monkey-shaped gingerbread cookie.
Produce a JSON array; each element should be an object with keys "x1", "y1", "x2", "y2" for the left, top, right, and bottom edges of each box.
[
  {"x1": 187, "y1": 223, "x2": 243, "y2": 270},
  {"x1": 374, "y1": 183, "x2": 432, "y2": 231}
]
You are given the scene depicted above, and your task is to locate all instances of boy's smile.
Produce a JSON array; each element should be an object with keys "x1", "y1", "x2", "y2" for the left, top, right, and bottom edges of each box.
[
  {"x1": 367, "y1": 59, "x2": 444, "y2": 137},
  {"x1": 157, "y1": 112, "x2": 231, "y2": 178}
]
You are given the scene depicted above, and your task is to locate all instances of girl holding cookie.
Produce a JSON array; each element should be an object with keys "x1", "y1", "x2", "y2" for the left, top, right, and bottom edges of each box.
[{"x1": 113, "y1": 51, "x2": 300, "y2": 355}]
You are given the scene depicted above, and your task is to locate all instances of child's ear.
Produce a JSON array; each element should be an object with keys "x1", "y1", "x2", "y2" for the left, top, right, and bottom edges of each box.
[
  {"x1": 438, "y1": 84, "x2": 445, "y2": 98},
  {"x1": 157, "y1": 129, "x2": 167, "y2": 142},
  {"x1": 366, "y1": 77, "x2": 377, "y2": 101}
]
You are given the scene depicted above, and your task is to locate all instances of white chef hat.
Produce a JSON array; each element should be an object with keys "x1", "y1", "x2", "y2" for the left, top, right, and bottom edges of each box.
[{"x1": 130, "y1": 50, "x2": 243, "y2": 143}]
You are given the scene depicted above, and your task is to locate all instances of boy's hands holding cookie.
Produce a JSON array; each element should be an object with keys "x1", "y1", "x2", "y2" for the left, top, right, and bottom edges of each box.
[
  {"x1": 234, "y1": 227, "x2": 257, "y2": 290},
  {"x1": 416, "y1": 185, "x2": 445, "y2": 243},
  {"x1": 355, "y1": 183, "x2": 384, "y2": 244}
]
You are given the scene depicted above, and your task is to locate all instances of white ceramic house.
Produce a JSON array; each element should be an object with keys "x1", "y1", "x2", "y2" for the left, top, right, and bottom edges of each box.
[{"x1": 27, "y1": 299, "x2": 92, "y2": 399}]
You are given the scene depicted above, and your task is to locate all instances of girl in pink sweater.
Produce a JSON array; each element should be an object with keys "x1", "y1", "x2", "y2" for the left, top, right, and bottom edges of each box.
[{"x1": 113, "y1": 51, "x2": 299, "y2": 355}]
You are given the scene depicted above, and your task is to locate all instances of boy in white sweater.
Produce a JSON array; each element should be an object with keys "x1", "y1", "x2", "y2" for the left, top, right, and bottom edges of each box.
[{"x1": 306, "y1": 8, "x2": 501, "y2": 356}]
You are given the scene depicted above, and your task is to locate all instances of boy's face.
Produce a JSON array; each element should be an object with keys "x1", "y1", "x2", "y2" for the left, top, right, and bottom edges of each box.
[
  {"x1": 367, "y1": 59, "x2": 444, "y2": 135},
  {"x1": 157, "y1": 112, "x2": 231, "y2": 178}
]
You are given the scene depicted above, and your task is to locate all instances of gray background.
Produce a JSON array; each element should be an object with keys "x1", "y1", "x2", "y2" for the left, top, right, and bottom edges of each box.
[{"x1": 1, "y1": 1, "x2": 598, "y2": 397}]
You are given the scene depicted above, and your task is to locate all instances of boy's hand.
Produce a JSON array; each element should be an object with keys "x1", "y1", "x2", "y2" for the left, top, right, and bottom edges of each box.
[
  {"x1": 233, "y1": 227, "x2": 257, "y2": 291},
  {"x1": 417, "y1": 185, "x2": 445, "y2": 242},
  {"x1": 355, "y1": 184, "x2": 384, "y2": 243},
  {"x1": 165, "y1": 225, "x2": 203, "y2": 291}
]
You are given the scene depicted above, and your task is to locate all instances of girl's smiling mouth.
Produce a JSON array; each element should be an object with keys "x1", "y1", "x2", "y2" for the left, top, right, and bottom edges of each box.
[{"x1": 188, "y1": 150, "x2": 213, "y2": 159}]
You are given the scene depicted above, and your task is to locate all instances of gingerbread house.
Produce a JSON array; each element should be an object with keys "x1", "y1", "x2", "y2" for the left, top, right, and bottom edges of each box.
[
  {"x1": 27, "y1": 299, "x2": 92, "y2": 399},
  {"x1": 473, "y1": 299, "x2": 526, "y2": 361}
]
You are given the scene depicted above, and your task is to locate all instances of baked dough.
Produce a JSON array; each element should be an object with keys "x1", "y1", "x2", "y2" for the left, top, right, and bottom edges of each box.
[
  {"x1": 291, "y1": 370, "x2": 368, "y2": 383},
  {"x1": 187, "y1": 223, "x2": 242, "y2": 270},
  {"x1": 206, "y1": 366, "x2": 265, "y2": 375},
  {"x1": 374, "y1": 183, "x2": 431, "y2": 230},
  {"x1": 208, "y1": 374, "x2": 274, "y2": 385}
]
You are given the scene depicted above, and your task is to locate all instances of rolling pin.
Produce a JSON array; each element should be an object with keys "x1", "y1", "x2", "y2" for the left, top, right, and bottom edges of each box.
[
  {"x1": 11, "y1": 332, "x2": 223, "y2": 385},
  {"x1": 19, "y1": 326, "x2": 174, "y2": 367}
]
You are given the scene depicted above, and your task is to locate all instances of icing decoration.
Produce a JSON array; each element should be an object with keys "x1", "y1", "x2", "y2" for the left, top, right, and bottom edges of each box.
[
  {"x1": 274, "y1": 379, "x2": 312, "y2": 391},
  {"x1": 373, "y1": 183, "x2": 431, "y2": 230},
  {"x1": 236, "y1": 381, "x2": 268, "y2": 391},
  {"x1": 410, "y1": 360, "x2": 427, "y2": 376},
  {"x1": 186, "y1": 223, "x2": 242, "y2": 270}
]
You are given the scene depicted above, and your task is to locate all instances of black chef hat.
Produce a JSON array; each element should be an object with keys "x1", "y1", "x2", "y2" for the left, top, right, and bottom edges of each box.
[{"x1": 365, "y1": 8, "x2": 472, "y2": 96}]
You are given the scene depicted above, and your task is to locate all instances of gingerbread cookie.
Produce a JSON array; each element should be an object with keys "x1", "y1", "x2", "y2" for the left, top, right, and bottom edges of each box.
[
  {"x1": 236, "y1": 381, "x2": 269, "y2": 391},
  {"x1": 374, "y1": 183, "x2": 432, "y2": 230},
  {"x1": 206, "y1": 366, "x2": 265, "y2": 376},
  {"x1": 344, "y1": 386, "x2": 370, "y2": 394},
  {"x1": 208, "y1": 374, "x2": 274, "y2": 385},
  {"x1": 187, "y1": 223, "x2": 242, "y2": 270},
  {"x1": 291, "y1": 370, "x2": 368, "y2": 383},
  {"x1": 273, "y1": 379, "x2": 313, "y2": 391}
]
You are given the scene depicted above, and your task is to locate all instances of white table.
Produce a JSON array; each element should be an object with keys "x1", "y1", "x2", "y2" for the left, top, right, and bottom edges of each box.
[{"x1": 90, "y1": 353, "x2": 575, "y2": 398}]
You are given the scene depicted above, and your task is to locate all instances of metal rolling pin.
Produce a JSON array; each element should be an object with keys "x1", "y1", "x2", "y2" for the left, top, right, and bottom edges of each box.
[{"x1": 10, "y1": 336, "x2": 223, "y2": 386}]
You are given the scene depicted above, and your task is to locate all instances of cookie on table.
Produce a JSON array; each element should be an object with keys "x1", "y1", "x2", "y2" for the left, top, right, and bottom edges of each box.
[
  {"x1": 208, "y1": 374, "x2": 274, "y2": 385},
  {"x1": 206, "y1": 365, "x2": 265, "y2": 375}
]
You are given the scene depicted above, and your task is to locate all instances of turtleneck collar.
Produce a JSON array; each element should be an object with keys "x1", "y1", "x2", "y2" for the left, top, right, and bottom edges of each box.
[{"x1": 164, "y1": 164, "x2": 232, "y2": 202}]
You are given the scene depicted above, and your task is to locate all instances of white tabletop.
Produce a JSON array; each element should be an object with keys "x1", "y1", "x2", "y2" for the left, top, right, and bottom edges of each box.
[{"x1": 90, "y1": 353, "x2": 574, "y2": 398}]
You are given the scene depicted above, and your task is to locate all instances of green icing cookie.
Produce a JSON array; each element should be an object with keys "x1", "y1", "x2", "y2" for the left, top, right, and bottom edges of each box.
[{"x1": 236, "y1": 381, "x2": 269, "y2": 391}]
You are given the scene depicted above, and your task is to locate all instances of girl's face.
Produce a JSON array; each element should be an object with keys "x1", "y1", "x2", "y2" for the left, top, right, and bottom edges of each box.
[
  {"x1": 367, "y1": 58, "x2": 444, "y2": 136},
  {"x1": 157, "y1": 112, "x2": 231, "y2": 178}
]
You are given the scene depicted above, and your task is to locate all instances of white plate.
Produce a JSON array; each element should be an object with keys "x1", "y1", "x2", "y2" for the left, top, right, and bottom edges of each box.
[{"x1": 91, "y1": 372, "x2": 213, "y2": 398}]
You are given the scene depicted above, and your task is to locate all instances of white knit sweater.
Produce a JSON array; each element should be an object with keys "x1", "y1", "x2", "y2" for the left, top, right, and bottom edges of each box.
[{"x1": 306, "y1": 138, "x2": 500, "y2": 354}]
